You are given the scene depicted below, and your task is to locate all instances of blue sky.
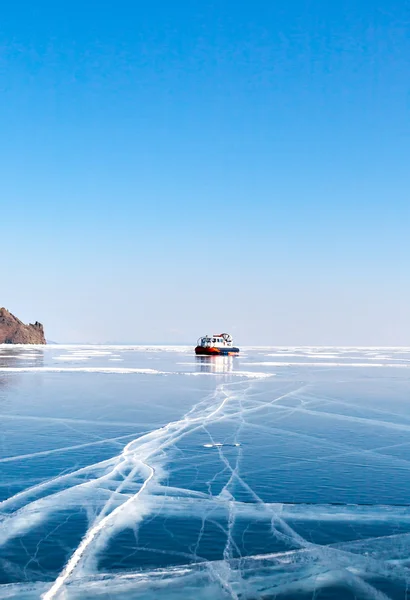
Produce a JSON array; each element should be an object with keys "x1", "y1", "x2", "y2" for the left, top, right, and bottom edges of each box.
[{"x1": 1, "y1": 0, "x2": 409, "y2": 344}]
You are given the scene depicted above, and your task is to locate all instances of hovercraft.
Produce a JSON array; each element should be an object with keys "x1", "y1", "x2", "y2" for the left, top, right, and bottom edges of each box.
[{"x1": 195, "y1": 333, "x2": 240, "y2": 356}]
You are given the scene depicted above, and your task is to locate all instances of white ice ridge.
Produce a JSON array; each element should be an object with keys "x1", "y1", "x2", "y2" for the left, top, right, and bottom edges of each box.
[
  {"x1": 0, "y1": 366, "x2": 273, "y2": 379},
  {"x1": 243, "y1": 361, "x2": 410, "y2": 368},
  {"x1": 0, "y1": 367, "x2": 164, "y2": 374}
]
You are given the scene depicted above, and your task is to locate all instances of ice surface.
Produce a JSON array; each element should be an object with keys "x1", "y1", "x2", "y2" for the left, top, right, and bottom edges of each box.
[{"x1": 1, "y1": 345, "x2": 410, "y2": 598}]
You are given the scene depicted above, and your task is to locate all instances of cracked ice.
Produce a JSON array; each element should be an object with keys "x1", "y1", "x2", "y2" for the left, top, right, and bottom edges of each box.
[{"x1": 1, "y1": 345, "x2": 410, "y2": 598}]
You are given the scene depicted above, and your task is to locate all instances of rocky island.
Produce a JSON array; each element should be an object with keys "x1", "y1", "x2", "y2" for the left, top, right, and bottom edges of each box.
[{"x1": 0, "y1": 307, "x2": 46, "y2": 344}]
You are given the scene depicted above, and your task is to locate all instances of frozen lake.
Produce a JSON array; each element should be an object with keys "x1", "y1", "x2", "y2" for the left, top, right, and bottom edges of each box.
[{"x1": 1, "y1": 345, "x2": 410, "y2": 599}]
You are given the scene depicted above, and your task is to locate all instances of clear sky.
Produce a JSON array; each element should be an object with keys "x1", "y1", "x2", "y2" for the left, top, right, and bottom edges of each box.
[{"x1": 1, "y1": 0, "x2": 409, "y2": 345}]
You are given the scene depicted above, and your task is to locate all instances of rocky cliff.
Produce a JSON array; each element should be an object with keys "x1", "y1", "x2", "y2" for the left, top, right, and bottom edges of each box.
[{"x1": 0, "y1": 308, "x2": 46, "y2": 344}]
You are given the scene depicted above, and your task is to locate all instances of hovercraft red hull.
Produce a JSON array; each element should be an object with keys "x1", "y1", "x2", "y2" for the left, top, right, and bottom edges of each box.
[{"x1": 195, "y1": 346, "x2": 240, "y2": 356}]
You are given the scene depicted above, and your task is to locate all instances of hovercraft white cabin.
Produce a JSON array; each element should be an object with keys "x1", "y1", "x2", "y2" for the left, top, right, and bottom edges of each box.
[{"x1": 195, "y1": 333, "x2": 240, "y2": 356}]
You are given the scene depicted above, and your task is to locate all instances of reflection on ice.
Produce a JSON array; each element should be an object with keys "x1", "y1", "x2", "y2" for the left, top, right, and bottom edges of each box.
[{"x1": 195, "y1": 356, "x2": 234, "y2": 374}]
